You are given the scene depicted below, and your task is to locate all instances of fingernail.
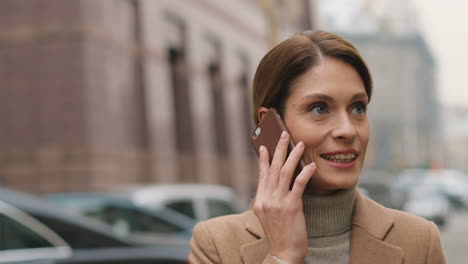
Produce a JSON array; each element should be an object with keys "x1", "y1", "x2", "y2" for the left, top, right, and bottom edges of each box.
[
  {"x1": 281, "y1": 131, "x2": 287, "y2": 139},
  {"x1": 259, "y1": 146, "x2": 265, "y2": 153},
  {"x1": 297, "y1": 141, "x2": 304, "y2": 148},
  {"x1": 309, "y1": 162, "x2": 316, "y2": 167}
]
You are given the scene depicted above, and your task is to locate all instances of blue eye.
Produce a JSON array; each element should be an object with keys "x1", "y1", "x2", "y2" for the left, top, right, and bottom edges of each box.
[
  {"x1": 351, "y1": 103, "x2": 367, "y2": 114},
  {"x1": 309, "y1": 103, "x2": 328, "y2": 114}
]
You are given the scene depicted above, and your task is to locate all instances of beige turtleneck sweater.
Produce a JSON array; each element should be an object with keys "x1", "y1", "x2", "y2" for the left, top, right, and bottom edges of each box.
[{"x1": 302, "y1": 187, "x2": 356, "y2": 264}]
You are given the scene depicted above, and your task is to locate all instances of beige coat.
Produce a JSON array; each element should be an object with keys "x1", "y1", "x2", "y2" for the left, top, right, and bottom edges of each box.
[{"x1": 189, "y1": 190, "x2": 447, "y2": 264}]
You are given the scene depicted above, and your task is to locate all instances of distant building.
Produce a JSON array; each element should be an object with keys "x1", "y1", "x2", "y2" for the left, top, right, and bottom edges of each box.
[
  {"x1": 316, "y1": 0, "x2": 420, "y2": 36},
  {"x1": 347, "y1": 33, "x2": 439, "y2": 170},
  {"x1": 441, "y1": 106, "x2": 468, "y2": 171},
  {"x1": 315, "y1": 0, "x2": 441, "y2": 172},
  {"x1": 0, "y1": 0, "x2": 312, "y2": 205}
]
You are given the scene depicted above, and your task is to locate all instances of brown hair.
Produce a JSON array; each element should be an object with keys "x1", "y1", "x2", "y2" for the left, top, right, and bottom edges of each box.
[{"x1": 252, "y1": 30, "x2": 372, "y2": 124}]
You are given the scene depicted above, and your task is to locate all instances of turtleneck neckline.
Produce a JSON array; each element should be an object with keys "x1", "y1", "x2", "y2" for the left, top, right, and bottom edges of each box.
[{"x1": 303, "y1": 187, "x2": 356, "y2": 238}]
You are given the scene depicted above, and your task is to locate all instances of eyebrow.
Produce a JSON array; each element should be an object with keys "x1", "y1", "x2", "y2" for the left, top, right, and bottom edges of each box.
[
  {"x1": 300, "y1": 92, "x2": 368, "y2": 102},
  {"x1": 301, "y1": 93, "x2": 333, "y2": 102},
  {"x1": 350, "y1": 93, "x2": 369, "y2": 101}
]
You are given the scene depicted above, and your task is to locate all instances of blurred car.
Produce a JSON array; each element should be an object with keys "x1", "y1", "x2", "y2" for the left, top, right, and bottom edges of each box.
[
  {"x1": 389, "y1": 168, "x2": 427, "y2": 209},
  {"x1": 125, "y1": 184, "x2": 241, "y2": 222},
  {"x1": 0, "y1": 187, "x2": 190, "y2": 264},
  {"x1": 421, "y1": 170, "x2": 468, "y2": 209},
  {"x1": 402, "y1": 186, "x2": 450, "y2": 228},
  {"x1": 46, "y1": 192, "x2": 195, "y2": 241},
  {"x1": 357, "y1": 182, "x2": 394, "y2": 208},
  {"x1": 0, "y1": 199, "x2": 71, "y2": 263}
]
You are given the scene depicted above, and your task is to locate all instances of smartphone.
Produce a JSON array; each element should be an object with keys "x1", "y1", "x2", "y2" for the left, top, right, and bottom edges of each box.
[{"x1": 251, "y1": 108, "x2": 309, "y2": 188}]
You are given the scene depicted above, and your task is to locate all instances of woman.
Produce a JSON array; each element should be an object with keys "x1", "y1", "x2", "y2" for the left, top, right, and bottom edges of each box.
[{"x1": 189, "y1": 30, "x2": 446, "y2": 264}]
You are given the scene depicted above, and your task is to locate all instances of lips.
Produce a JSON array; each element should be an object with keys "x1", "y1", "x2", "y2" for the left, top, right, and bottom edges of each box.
[{"x1": 320, "y1": 149, "x2": 359, "y2": 166}]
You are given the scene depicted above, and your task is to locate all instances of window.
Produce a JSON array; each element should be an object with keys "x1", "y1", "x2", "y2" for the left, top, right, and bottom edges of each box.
[
  {"x1": 237, "y1": 52, "x2": 255, "y2": 156},
  {"x1": 166, "y1": 14, "x2": 196, "y2": 182},
  {"x1": 165, "y1": 200, "x2": 195, "y2": 220},
  {"x1": 31, "y1": 214, "x2": 128, "y2": 249},
  {"x1": 207, "y1": 39, "x2": 229, "y2": 156},
  {"x1": 207, "y1": 199, "x2": 235, "y2": 219},
  {"x1": 0, "y1": 214, "x2": 53, "y2": 250},
  {"x1": 206, "y1": 36, "x2": 231, "y2": 185},
  {"x1": 84, "y1": 204, "x2": 184, "y2": 234}
]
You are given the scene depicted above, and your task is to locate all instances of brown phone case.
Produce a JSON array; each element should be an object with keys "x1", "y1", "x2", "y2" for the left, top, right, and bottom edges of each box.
[{"x1": 251, "y1": 108, "x2": 309, "y2": 187}]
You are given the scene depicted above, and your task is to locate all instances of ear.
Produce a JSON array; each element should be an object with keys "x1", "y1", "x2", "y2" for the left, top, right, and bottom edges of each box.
[{"x1": 257, "y1": 106, "x2": 270, "y2": 123}]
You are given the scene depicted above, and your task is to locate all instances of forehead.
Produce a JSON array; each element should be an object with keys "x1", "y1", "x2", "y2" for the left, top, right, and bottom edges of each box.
[{"x1": 288, "y1": 57, "x2": 366, "y2": 101}]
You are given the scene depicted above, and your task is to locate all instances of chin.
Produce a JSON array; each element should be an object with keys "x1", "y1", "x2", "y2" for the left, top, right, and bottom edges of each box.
[{"x1": 306, "y1": 169, "x2": 359, "y2": 194}]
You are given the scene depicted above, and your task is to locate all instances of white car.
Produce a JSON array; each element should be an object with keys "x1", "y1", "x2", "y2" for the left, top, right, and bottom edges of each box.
[
  {"x1": 422, "y1": 170, "x2": 468, "y2": 209},
  {"x1": 402, "y1": 186, "x2": 451, "y2": 228},
  {"x1": 124, "y1": 184, "x2": 241, "y2": 222}
]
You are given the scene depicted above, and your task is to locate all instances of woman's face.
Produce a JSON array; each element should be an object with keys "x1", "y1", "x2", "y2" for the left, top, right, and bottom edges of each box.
[{"x1": 262, "y1": 57, "x2": 370, "y2": 195}]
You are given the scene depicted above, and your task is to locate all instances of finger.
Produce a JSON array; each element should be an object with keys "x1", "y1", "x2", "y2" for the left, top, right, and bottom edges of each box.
[
  {"x1": 254, "y1": 148, "x2": 268, "y2": 217},
  {"x1": 291, "y1": 162, "x2": 316, "y2": 198},
  {"x1": 268, "y1": 131, "x2": 290, "y2": 186},
  {"x1": 278, "y1": 141, "x2": 305, "y2": 193},
  {"x1": 257, "y1": 145, "x2": 270, "y2": 194}
]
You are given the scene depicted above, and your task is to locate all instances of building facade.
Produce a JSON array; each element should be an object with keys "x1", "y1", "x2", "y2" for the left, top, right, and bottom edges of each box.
[{"x1": 0, "y1": 0, "x2": 312, "y2": 205}]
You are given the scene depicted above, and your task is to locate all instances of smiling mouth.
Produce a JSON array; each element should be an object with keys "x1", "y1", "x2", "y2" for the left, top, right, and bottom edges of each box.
[{"x1": 320, "y1": 153, "x2": 358, "y2": 163}]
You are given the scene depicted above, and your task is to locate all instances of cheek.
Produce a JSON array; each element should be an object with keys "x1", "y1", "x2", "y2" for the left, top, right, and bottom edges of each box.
[
  {"x1": 291, "y1": 125, "x2": 329, "y2": 154},
  {"x1": 358, "y1": 123, "x2": 370, "y2": 147},
  {"x1": 356, "y1": 123, "x2": 370, "y2": 163}
]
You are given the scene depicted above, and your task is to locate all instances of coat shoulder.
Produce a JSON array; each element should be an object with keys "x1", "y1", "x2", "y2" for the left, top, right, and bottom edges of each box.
[
  {"x1": 363, "y1": 195, "x2": 436, "y2": 238},
  {"x1": 387, "y1": 207, "x2": 431, "y2": 227},
  {"x1": 200, "y1": 210, "x2": 252, "y2": 230},
  {"x1": 375, "y1": 201, "x2": 446, "y2": 263},
  {"x1": 189, "y1": 210, "x2": 260, "y2": 264},
  {"x1": 361, "y1": 194, "x2": 432, "y2": 230},
  {"x1": 192, "y1": 210, "x2": 258, "y2": 246}
]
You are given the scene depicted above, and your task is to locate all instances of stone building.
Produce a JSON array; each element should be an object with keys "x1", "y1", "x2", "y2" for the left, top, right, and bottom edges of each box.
[{"x1": 0, "y1": 0, "x2": 312, "y2": 204}]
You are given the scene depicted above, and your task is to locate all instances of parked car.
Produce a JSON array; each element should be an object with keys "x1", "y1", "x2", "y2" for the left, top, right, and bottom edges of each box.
[
  {"x1": 0, "y1": 199, "x2": 71, "y2": 263},
  {"x1": 125, "y1": 184, "x2": 241, "y2": 222},
  {"x1": 402, "y1": 186, "x2": 451, "y2": 228},
  {"x1": 0, "y1": 187, "x2": 190, "y2": 264},
  {"x1": 389, "y1": 168, "x2": 427, "y2": 209},
  {"x1": 46, "y1": 192, "x2": 195, "y2": 241},
  {"x1": 421, "y1": 170, "x2": 468, "y2": 209}
]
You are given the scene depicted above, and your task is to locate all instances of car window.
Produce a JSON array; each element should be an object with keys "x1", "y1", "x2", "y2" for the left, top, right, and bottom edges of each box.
[
  {"x1": 85, "y1": 204, "x2": 185, "y2": 234},
  {"x1": 31, "y1": 214, "x2": 129, "y2": 249},
  {"x1": 165, "y1": 200, "x2": 196, "y2": 219},
  {"x1": 207, "y1": 199, "x2": 235, "y2": 219},
  {"x1": 0, "y1": 214, "x2": 53, "y2": 250}
]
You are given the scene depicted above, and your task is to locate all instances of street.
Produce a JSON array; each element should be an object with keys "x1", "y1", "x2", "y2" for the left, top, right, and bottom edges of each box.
[{"x1": 441, "y1": 210, "x2": 468, "y2": 264}]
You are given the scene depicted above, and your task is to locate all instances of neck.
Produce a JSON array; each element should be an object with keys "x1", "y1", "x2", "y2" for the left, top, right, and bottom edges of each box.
[{"x1": 303, "y1": 187, "x2": 356, "y2": 237}]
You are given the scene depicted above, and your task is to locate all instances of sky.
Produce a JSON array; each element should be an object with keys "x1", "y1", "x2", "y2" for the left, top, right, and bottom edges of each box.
[{"x1": 412, "y1": 0, "x2": 468, "y2": 107}]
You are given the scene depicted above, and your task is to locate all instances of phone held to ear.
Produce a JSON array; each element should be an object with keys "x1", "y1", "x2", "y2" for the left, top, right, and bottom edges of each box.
[{"x1": 251, "y1": 108, "x2": 310, "y2": 188}]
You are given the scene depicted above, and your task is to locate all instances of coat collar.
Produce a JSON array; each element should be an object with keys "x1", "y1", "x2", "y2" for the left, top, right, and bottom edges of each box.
[
  {"x1": 241, "y1": 189, "x2": 404, "y2": 264},
  {"x1": 349, "y1": 189, "x2": 404, "y2": 264},
  {"x1": 241, "y1": 210, "x2": 269, "y2": 263}
]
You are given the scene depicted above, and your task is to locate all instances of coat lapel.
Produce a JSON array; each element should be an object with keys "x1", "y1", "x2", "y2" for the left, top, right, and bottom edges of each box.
[
  {"x1": 350, "y1": 190, "x2": 404, "y2": 264},
  {"x1": 240, "y1": 210, "x2": 270, "y2": 264}
]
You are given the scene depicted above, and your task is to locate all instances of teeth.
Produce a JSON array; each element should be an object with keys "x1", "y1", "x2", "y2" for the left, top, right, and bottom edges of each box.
[{"x1": 321, "y1": 153, "x2": 357, "y2": 161}]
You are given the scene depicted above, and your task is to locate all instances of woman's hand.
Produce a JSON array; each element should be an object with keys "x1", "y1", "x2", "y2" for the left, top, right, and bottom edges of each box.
[{"x1": 253, "y1": 131, "x2": 316, "y2": 264}]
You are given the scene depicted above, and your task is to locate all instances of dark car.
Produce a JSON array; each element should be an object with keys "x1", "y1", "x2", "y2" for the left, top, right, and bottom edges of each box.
[
  {"x1": 0, "y1": 187, "x2": 190, "y2": 264},
  {"x1": 46, "y1": 192, "x2": 195, "y2": 242}
]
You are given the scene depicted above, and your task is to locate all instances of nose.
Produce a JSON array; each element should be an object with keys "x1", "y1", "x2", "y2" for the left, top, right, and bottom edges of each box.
[{"x1": 330, "y1": 112, "x2": 356, "y2": 142}]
